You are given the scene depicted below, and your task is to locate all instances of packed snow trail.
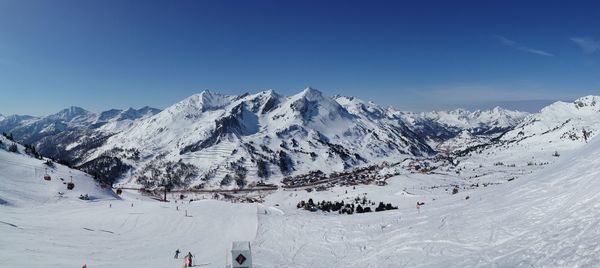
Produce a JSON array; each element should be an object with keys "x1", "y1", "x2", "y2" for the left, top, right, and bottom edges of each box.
[
  {"x1": 0, "y1": 199, "x2": 258, "y2": 267},
  {"x1": 253, "y1": 137, "x2": 600, "y2": 267}
]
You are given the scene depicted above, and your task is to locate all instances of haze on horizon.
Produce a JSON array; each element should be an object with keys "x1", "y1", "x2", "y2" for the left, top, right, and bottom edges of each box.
[{"x1": 1, "y1": 0, "x2": 600, "y2": 115}]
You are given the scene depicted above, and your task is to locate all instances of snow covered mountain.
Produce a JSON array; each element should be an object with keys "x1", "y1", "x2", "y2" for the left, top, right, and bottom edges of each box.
[
  {"x1": 4, "y1": 92, "x2": 600, "y2": 267},
  {"x1": 255, "y1": 118, "x2": 600, "y2": 268},
  {"x1": 400, "y1": 107, "x2": 529, "y2": 151},
  {"x1": 456, "y1": 96, "x2": 600, "y2": 172},
  {"x1": 0, "y1": 106, "x2": 161, "y2": 160},
  {"x1": 0, "y1": 88, "x2": 536, "y2": 190},
  {"x1": 501, "y1": 95, "x2": 598, "y2": 145},
  {"x1": 75, "y1": 88, "x2": 436, "y2": 189}
]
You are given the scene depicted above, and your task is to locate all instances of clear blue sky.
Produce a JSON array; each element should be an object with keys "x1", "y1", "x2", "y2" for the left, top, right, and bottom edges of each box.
[{"x1": 1, "y1": 0, "x2": 600, "y2": 115}]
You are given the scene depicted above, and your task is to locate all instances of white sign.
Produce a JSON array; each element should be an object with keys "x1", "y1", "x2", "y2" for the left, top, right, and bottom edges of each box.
[{"x1": 231, "y1": 241, "x2": 252, "y2": 268}]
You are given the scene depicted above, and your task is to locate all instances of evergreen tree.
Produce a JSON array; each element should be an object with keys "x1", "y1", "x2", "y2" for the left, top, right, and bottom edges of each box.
[
  {"x1": 356, "y1": 204, "x2": 363, "y2": 213},
  {"x1": 256, "y1": 159, "x2": 269, "y2": 178},
  {"x1": 375, "y1": 202, "x2": 386, "y2": 212},
  {"x1": 8, "y1": 143, "x2": 18, "y2": 153}
]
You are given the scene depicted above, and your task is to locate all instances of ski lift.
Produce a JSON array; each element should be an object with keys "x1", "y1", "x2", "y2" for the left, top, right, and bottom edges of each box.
[
  {"x1": 66, "y1": 176, "x2": 75, "y2": 190},
  {"x1": 43, "y1": 168, "x2": 51, "y2": 181}
]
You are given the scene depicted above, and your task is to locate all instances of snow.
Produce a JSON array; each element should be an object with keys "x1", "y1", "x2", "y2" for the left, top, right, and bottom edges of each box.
[
  {"x1": 81, "y1": 88, "x2": 435, "y2": 189},
  {"x1": 0, "y1": 136, "x2": 116, "y2": 207},
  {"x1": 252, "y1": 135, "x2": 600, "y2": 267},
  {"x1": 0, "y1": 124, "x2": 599, "y2": 267},
  {"x1": 5, "y1": 136, "x2": 599, "y2": 267},
  {"x1": 402, "y1": 107, "x2": 529, "y2": 131},
  {"x1": 0, "y1": 138, "x2": 258, "y2": 267},
  {"x1": 0, "y1": 199, "x2": 257, "y2": 267},
  {"x1": 2, "y1": 94, "x2": 600, "y2": 267}
]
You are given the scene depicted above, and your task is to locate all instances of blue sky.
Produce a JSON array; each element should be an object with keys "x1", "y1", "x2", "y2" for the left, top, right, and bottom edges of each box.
[{"x1": 1, "y1": 0, "x2": 600, "y2": 115}]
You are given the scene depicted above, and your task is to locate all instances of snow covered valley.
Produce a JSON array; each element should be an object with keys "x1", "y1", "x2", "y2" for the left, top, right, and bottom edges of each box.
[{"x1": 2, "y1": 127, "x2": 600, "y2": 267}]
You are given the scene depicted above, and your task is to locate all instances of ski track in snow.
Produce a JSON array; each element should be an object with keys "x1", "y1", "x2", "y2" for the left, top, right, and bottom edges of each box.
[{"x1": 250, "y1": 137, "x2": 600, "y2": 268}]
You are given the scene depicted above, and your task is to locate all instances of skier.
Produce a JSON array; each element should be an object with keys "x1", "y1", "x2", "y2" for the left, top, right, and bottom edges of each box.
[
  {"x1": 185, "y1": 252, "x2": 194, "y2": 267},
  {"x1": 174, "y1": 249, "x2": 180, "y2": 259},
  {"x1": 416, "y1": 201, "x2": 421, "y2": 213}
]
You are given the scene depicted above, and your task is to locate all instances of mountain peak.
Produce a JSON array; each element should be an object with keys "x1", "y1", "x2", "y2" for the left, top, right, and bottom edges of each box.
[
  {"x1": 199, "y1": 89, "x2": 214, "y2": 96},
  {"x1": 302, "y1": 86, "x2": 319, "y2": 93},
  {"x1": 295, "y1": 87, "x2": 325, "y2": 101},
  {"x1": 50, "y1": 106, "x2": 91, "y2": 121},
  {"x1": 63, "y1": 106, "x2": 89, "y2": 114},
  {"x1": 260, "y1": 89, "x2": 278, "y2": 96},
  {"x1": 169, "y1": 90, "x2": 231, "y2": 114}
]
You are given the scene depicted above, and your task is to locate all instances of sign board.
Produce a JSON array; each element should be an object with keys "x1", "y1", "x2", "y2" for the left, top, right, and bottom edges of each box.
[{"x1": 231, "y1": 241, "x2": 252, "y2": 268}]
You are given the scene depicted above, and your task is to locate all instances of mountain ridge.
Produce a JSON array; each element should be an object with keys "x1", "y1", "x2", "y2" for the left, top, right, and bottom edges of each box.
[{"x1": 2, "y1": 88, "x2": 595, "y2": 191}]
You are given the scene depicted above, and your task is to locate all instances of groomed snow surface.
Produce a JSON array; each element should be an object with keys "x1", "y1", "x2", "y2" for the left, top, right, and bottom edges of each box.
[{"x1": 2, "y1": 135, "x2": 600, "y2": 267}]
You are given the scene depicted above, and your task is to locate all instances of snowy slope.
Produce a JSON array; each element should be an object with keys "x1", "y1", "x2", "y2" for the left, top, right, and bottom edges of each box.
[
  {"x1": 0, "y1": 134, "x2": 257, "y2": 267},
  {"x1": 253, "y1": 129, "x2": 600, "y2": 267},
  {"x1": 2, "y1": 105, "x2": 600, "y2": 267},
  {"x1": 0, "y1": 135, "x2": 116, "y2": 207},
  {"x1": 0, "y1": 198, "x2": 257, "y2": 267},
  {"x1": 1, "y1": 129, "x2": 598, "y2": 267},
  {"x1": 459, "y1": 96, "x2": 600, "y2": 168},
  {"x1": 501, "y1": 95, "x2": 599, "y2": 145}
]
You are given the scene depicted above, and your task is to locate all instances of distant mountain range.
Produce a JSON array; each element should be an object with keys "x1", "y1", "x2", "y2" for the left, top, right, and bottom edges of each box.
[{"x1": 1, "y1": 88, "x2": 597, "y2": 190}]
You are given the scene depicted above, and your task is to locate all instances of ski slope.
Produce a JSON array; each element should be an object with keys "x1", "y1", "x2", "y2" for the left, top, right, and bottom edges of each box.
[
  {"x1": 0, "y1": 137, "x2": 117, "y2": 207},
  {"x1": 2, "y1": 133, "x2": 600, "y2": 267},
  {"x1": 0, "y1": 200, "x2": 258, "y2": 267},
  {"x1": 254, "y1": 136, "x2": 600, "y2": 267},
  {"x1": 0, "y1": 138, "x2": 258, "y2": 267}
]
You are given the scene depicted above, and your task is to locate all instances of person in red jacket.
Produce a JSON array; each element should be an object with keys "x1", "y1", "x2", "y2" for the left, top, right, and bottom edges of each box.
[
  {"x1": 185, "y1": 252, "x2": 194, "y2": 267},
  {"x1": 416, "y1": 202, "x2": 422, "y2": 213}
]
